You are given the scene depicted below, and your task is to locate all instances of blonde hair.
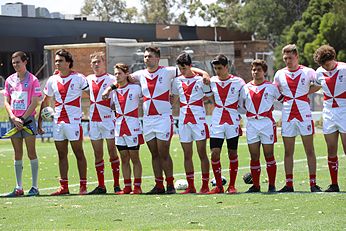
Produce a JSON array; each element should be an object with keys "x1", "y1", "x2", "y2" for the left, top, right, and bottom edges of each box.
[
  {"x1": 282, "y1": 44, "x2": 298, "y2": 55},
  {"x1": 90, "y1": 51, "x2": 106, "y2": 61}
]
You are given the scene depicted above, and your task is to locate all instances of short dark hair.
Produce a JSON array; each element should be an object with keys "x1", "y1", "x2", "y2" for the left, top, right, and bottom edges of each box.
[
  {"x1": 212, "y1": 54, "x2": 228, "y2": 66},
  {"x1": 55, "y1": 49, "x2": 74, "y2": 68},
  {"x1": 313, "y1": 45, "x2": 336, "y2": 66},
  {"x1": 251, "y1": 59, "x2": 268, "y2": 72},
  {"x1": 12, "y1": 51, "x2": 28, "y2": 62},
  {"x1": 176, "y1": 53, "x2": 192, "y2": 66},
  {"x1": 145, "y1": 46, "x2": 160, "y2": 58}
]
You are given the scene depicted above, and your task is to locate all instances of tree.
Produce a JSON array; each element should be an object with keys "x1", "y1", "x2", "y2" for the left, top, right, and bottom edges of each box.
[
  {"x1": 140, "y1": 0, "x2": 175, "y2": 24},
  {"x1": 275, "y1": 0, "x2": 335, "y2": 68},
  {"x1": 81, "y1": 0, "x2": 139, "y2": 22}
]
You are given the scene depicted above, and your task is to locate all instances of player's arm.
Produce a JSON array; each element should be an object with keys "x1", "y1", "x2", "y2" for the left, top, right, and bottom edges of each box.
[
  {"x1": 4, "y1": 95, "x2": 24, "y2": 130},
  {"x1": 37, "y1": 94, "x2": 52, "y2": 134},
  {"x1": 191, "y1": 67, "x2": 210, "y2": 85},
  {"x1": 102, "y1": 82, "x2": 118, "y2": 100},
  {"x1": 308, "y1": 84, "x2": 321, "y2": 94},
  {"x1": 21, "y1": 96, "x2": 40, "y2": 120}
]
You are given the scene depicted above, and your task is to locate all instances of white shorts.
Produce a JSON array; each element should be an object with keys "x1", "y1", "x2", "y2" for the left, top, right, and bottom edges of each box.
[
  {"x1": 115, "y1": 134, "x2": 144, "y2": 147},
  {"x1": 246, "y1": 118, "x2": 277, "y2": 144},
  {"x1": 323, "y1": 108, "x2": 346, "y2": 134},
  {"x1": 143, "y1": 115, "x2": 173, "y2": 142},
  {"x1": 53, "y1": 123, "x2": 83, "y2": 141},
  {"x1": 179, "y1": 123, "x2": 209, "y2": 143},
  {"x1": 281, "y1": 120, "x2": 314, "y2": 137},
  {"x1": 210, "y1": 122, "x2": 242, "y2": 139},
  {"x1": 89, "y1": 121, "x2": 115, "y2": 140}
]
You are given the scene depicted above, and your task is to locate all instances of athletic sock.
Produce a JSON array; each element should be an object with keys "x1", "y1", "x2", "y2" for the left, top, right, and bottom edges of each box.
[
  {"x1": 95, "y1": 160, "x2": 105, "y2": 188},
  {"x1": 211, "y1": 159, "x2": 222, "y2": 188},
  {"x1": 166, "y1": 176, "x2": 174, "y2": 187},
  {"x1": 229, "y1": 155, "x2": 238, "y2": 187},
  {"x1": 265, "y1": 156, "x2": 277, "y2": 187},
  {"x1": 60, "y1": 178, "x2": 68, "y2": 189},
  {"x1": 134, "y1": 178, "x2": 141, "y2": 188},
  {"x1": 250, "y1": 160, "x2": 261, "y2": 188},
  {"x1": 328, "y1": 156, "x2": 338, "y2": 185},
  {"x1": 155, "y1": 177, "x2": 164, "y2": 189},
  {"x1": 124, "y1": 179, "x2": 132, "y2": 192},
  {"x1": 110, "y1": 158, "x2": 120, "y2": 187},
  {"x1": 14, "y1": 160, "x2": 23, "y2": 190},
  {"x1": 201, "y1": 172, "x2": 209, "y2": 189},
  {"x1": 185, "y1": 171, "x2": 195, "y2": 189},
  {"x1": 286, "y1": 174, "x2": 293, "y2": 187},
  {"x1": 30, "y1": 158, "x2": 39, "y2": 189},
  {"x1": 309, "y1": 174, "x2": 316, "y2": 187},
  {"x1": 80, "y1": 178, "x2": 87, "y2": 188}
]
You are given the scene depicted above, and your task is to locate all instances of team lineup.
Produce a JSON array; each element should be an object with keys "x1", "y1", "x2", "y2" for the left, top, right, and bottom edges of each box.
[{"x1": 2, "y1": 44, "x2": 345, "y2": 197}]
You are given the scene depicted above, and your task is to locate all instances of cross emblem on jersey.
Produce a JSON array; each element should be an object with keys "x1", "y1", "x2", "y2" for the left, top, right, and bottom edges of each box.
[
  {"x1": 215, "y1": 82, "x2": 238, "y2": 125},
  {"x1": 180, "y1": 80, "x2": 203, "y2": 124},
  {"x1": 90, "y1": 79, "x2": 111, "y2": 121},
  {"x1": 249, "y1": 88, "x2": 265, "y2": 118},
  {"x1": 323, "y1": 70, "x2": 346, "y2": 108},
  {"x1": 143, "y1": 75, "x2": 170, "y2": 115},
  {"x1": 55, "y1": 79, "x2": 80, "y2": 123},
  {"x1": 284, "y1": 73, "x2": 309, "y2": 122},
  {"x1": 116, "y1": 89, "x2": 137, "y2": 136}
]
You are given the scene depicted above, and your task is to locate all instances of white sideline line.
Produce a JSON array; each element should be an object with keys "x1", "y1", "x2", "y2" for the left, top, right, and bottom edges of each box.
[{"x1": 39, "y1": 155, "x2": 327, "y2": 192}]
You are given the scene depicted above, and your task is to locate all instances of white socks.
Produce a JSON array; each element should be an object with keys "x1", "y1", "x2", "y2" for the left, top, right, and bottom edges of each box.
[
  {"x1": 30, "y1": 158, "x2": 39, "y2": 189},
  {"x1": 14, "y1": 160, "x2": 23, "y2": 190}
]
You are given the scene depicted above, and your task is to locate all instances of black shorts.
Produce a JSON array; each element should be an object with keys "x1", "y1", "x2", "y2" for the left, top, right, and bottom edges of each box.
[
  {"x1": 116, "y1": 145, "x2": 140, "y2": 151},
  {"x1": 210, "y1": 136, "x2": 239, "y2": 150}
]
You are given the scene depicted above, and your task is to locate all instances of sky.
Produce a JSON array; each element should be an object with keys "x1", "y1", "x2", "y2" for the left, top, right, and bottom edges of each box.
[{"x1": 0, "y1": 0, "x2": 217, "y2": 26}]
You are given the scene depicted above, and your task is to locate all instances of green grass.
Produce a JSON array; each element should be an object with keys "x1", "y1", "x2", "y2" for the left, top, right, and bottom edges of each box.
[{"x1": 0, "y1": 135, "x2": 345, "y2": 230}]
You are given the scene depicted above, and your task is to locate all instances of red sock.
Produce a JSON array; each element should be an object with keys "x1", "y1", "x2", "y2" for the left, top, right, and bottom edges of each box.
[
  {"x1": 80, "y1": 178, "x2": 87, "y2": 188},
  {"x1": 229, "y1": 155, "x2": 238, "y2": 187},
  {"x1": 110, "y1": 158, "x2": 120, "y2": 187},
  {"x1": 166, "y1": 176, "x2": 174, "y2": 187},
  {"x1": 328, "y1": 156, "x2": 338, "y2": 185},
  {"x1": 250, "y1": 160, "x2": 261, "y2": 188},
  {"x1": 286, "y1": 174, "x2": 293, "y2": 187},
  {"x1": 186, "y1": 171, "x2": 195, "y2": 189},
  {"x1": 211, "y1": 159, "x2": 222, "y2": 187},
  {"x1": 201, "y1": 172, "x2": 209, "y2": 189},
  {"x1": 60, "y1": 178, "x2": 68, "y2": 189},
  {"x1": 265, "y1": 156, "x2": 277, "y2": 186},
  {"x1": 155, "y1": 177, "x2": 164, "y2": 189},
  {"x1": 124, "y1": 179, "x2": 132, "y2": 192},
  {"x1": 134, "y1": 178, "x2": 141, "y2": 188},
  {"x1": 309, "y1": 174, "x2": 316, "y2": 187},
  {"x1": 95, "y1": 160, "x2": 105, "y2": 188}
]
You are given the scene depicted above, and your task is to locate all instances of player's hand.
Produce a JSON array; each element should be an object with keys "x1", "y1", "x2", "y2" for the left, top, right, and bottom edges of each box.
[
  {"x1": 37, "y1": 126, "x2": 45, "y2": 135},
  {"x1": 102, "y1": 87, "x2": 112, "y2": 100},
  {"x1": 128, "y1": 74, "x2": 136, "y2": 83},
  {"x1": 202, "y1": 73, "x2": 210, "y2": 85},
  {"x1": 11, "y1": 117, "x2": 23, "y2": 130}
]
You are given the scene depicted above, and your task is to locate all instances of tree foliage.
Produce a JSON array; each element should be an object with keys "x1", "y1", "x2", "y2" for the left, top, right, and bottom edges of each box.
[
  {"x1": 140, "y1": 0, "x2": 175, "y2": 24},
  {"x1": 276, "y1": 0, "x2": 346, "y2": 69},
  {"x1": 81, "y1": 0, "x2": 138, "y2": 22}
]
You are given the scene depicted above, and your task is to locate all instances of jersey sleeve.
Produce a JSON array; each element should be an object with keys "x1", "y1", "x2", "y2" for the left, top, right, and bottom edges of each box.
[
  {"x1": 44, "y1": 76, "x2": 54, "y2": 97},
  {"x1": 171, "y1": 78, "x2": 179, "y2": 95},
  {"x1": 308, "y1": 68, "x2": 317, "y2": 84},
  {"x1": 80, "y1": 74, "x2": 89, "y2": 90},
  {"x1": 202, "y1": 83, "x2": 213, "y2": 97},
  {"x1": 165, "y1": 66, "x2": 179, "y2": 80},
  {"x1": 3, "y1": 78, "x2": 10, "y2": 97},
  {"x1": 32, "y1": 77, "x2": 42, "y2": 98},
  {"x1": 131, "y1": 70, "x2": 142, "y2": 82}
]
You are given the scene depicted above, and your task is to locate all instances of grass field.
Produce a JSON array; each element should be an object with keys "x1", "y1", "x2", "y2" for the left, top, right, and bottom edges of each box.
[{"x1": 0, "y1": 134, "x2": 345, "y2": 230}]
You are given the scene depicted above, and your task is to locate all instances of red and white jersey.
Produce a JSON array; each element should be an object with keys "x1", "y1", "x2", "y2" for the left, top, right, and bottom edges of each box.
[
  {"x1": 240, "y1": 80, "x2": 281, "y2": 120},
  {"x1": 210, "y1": 75, "x2": 245, "y2": 125},
  {"x1": 111, "y1": 83, "x2": 142, "y2": 137},
  {"x1": 273, "y1": 65, "x2": 315, "y2": 122},
  {"x1": 86, "y1": 73, "x2": 116, "y2": 122},
  {"x1": 44, "y1": 71, "x2": 88, "y2": 124},
  {"x1": 132, "y1": 66, "x2": 178, "y2": 116},
  {"x1": 172, "y1": 74, "x2": 212, "y2": 124},
  {"x1": 315, "y1": 62, "x2": 346, "y2": 109}
]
